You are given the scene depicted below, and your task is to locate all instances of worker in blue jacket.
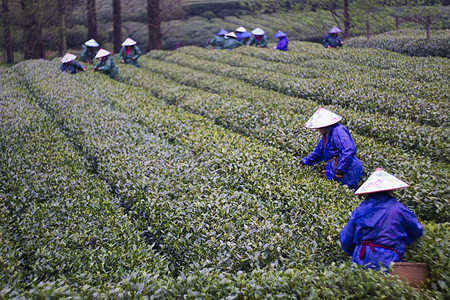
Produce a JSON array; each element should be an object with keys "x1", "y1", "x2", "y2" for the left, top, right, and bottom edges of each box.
[
  {"x1": 323, "y1": 26, "x2": 344, "y2": 48},
  {"x1": 235, "y1": 26, "x2": 247, "y2": 42},
  {"x1": 299, "y1": 107, "x2": 363, "y2": 190},
  {"x1": 60, "y1": 53, "x2": 86, "y2": 74},
  {"x1": 340, "y1": 168, "x2": 423, "y2": 271},
  {"x1": 239, "y1": 31, "x2": 251, "y2": 46},
  {"x1": 273, "y1": 30, "x2": 289, "y2": 51}
]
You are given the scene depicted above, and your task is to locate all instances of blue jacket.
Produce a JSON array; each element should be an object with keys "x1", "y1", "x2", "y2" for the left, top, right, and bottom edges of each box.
[
  {"x1": 340, "y1": 192, "x2": 423, "y2": 271},
  {"x1": 301, "y1": 123, "x2": 362, "y2": 190},
  {"x1": 323, "y1": 34, "x2": 343, "y2": 48},
  {"x1": 276, "y1": 36, "x2": 289, "y2": 51},
  {"x1": 60, "y1": 61, "x2": 85, "y2": 74}
]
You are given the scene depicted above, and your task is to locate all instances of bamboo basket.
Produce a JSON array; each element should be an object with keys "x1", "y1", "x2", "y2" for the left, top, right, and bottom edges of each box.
[{"x1": 390, "y1": 262, "x2": 429, "y2": 288}]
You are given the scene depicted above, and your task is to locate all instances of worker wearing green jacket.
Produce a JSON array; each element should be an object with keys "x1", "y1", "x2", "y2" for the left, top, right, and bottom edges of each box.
[
  {"x1": 249, "y1": 28, "x2": 268, "y2": 48},
  {"x1": 119, "y1": 38, "x2": 142, "y2": 68},
  {"x1": 210, "y1": 29, "x2": 228, "y2": 50},
  {"x1": 223, "y1": 32, "x2": 243, "y2": 51},
  {"x1": 92, "y1": 49, "x2": 118, "y2": 79},
  {"x1": 80, "y1": 39, "x2": 99, "y2": 64}
]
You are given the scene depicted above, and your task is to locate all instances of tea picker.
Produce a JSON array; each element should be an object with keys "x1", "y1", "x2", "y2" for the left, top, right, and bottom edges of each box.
[
  {"x1": 299, "y1": 107, "x2": 363, "y2": 190},
  {"x1": 92, "y1": 49, "x2": 118, "y2": 79},
  {"x1": 273, "y1": 31, "x2": 289, "y2": 51},
  {"x1": 249, "y1": 27, "x2": 268, "y2": 48},
  {"x1": 119, "y1": 38, "x2": 142, "y2": 68},
  {"x1": 323, "y1": 26, "x2": 344, "y2": 48},
  {"x1": 60, "y1": 53, "x2": 85, "y2": 74},
  {"x1": 210, "y1": 29, "x2": 228, "y2": 50},
  {"x1": 223, "y1": 32, "x2": 243, "y2": 51},
  {"x1": 339, "y1": 168, "x2": 424, "y2": 272},
  {"x1": 80, "y1": 39, "x2": 99, "y2": 64}
]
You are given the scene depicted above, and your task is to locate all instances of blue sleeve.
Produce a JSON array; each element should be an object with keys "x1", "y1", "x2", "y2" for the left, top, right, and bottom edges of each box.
[
  {"x1": 340, "y1": 212, "x2": 357, "y2": 256},
  {"x1": 399, "y1": 205, "x2": 423, "y2": 244},
  {"x1": 302, "y1": 139, "x2": 325, "y2": 165},
  {"x1": 60, "y1": 63, "x2": 65, "y2": 71},
  {"x1": 323, "y1": 35, "x2": 329, "y2": 48},
  {"x1": 333, "y1": 126, "x2": 357, "y2": 173},
  {"x1": 337, "y1": 36, "x2": 343, "y2": 47},
  {"x1": 73, "y1": 61, "x2": 85, "y2": 70}
]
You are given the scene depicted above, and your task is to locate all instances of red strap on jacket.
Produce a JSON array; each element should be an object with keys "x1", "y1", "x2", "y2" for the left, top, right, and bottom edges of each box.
[{"x1": 359, "y1": 240, "x2": 405, "y2": 262}]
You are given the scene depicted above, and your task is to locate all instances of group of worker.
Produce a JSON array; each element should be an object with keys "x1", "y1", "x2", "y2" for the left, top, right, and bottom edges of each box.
[
  {"x1": 209, "y1": 25, "x2": 344, "y2": 51},
  {"x1": 210, "y1": 27, "x2": 289, "y2": 51},
  {"x1": 60, "y1": 37, "x2": 142, "y2": 78},
  {"x1": 300, "y1": 107, "x2": 423, "y2": 272},
  {"x1": 60, "y1": 30, "x2": 423, "y2": 274}
]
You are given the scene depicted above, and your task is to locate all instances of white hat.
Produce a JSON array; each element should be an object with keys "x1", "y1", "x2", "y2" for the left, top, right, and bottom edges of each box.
[
  {"x1": 122, "y1": 38, "x2": 137, "y2": 46},
  {"x1": 61, "y1": 53, "x2": 77, "y2": 63},
  {"x1": 226, "y1": 32, "x2": 237, "y2": 38},
  {"x1": 251, "y1": 27, "x2": 265, "y2": 35},
  {"x1": 354, "y1": 168, "x2": 410, "y2": 195},
  {"x1": 85, "y1": 39, "x2": 99, "y2": 47},
  {"x1": 304, "y1": 107, "x2": 342, "y2": 129},
  {"x1": 95, "y1": 49, "x2": 110, "y2": 59},
  {"x1": 235, "y1": 26, "x2": 246, "y2": 33}
]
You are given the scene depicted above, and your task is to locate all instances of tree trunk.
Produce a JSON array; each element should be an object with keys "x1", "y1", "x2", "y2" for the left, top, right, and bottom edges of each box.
[
  {"x1": 113, "y1": 0, "x2": 122, "y2": 53},
  {"x1": 147, "y1": 0, "x2": 161, "y2": 50},
  {"x1": 87, "y1": 0, "x2": 98, "y2": 41},
  {"x1": 395, "y1": 16, "x2": 399, "y2": 30},
  {"x1": 426, "y1": 15, "x2": 430, "y2": 41},
  {"x1": 57, "y1": 0, "x2": 67, "y2": 56},
  {"x1": 366, "y1": 19, "x2": 370, "y2": 40},
  {"x1": 343, "y1": 0, "x2": 350, "y2": 39},
  {"x1": 2, "y1": 0, "x2": 14, "y2": 63},
  {"x1": 21, "y1": 0, "x2": 45, "y2": 59}
]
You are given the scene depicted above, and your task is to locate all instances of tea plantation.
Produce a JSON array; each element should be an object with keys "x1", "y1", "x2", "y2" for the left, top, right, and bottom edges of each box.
[{"x1": 0, "y1": 41, "x2": 448, "y2": 298}]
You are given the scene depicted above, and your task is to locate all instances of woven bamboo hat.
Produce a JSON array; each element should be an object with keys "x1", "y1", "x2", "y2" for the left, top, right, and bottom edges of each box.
[
  {"x1": 217, "y1": 29, "x2": 228, "y2": 36},
  {"x1": 329, "y1": 26, "x2": 342, "y2": 33},
  {"x1": 251, "y1": 27, "x2": 265, "y2": 35},
  {"x1": 304, "y1": 107, "x2": 342, "y2": 129},
  {"x1": 122, "y1": 38, "x2": 137, "y2": 46},
  {"x1": 354, "y1": 168, "x2": 410, "y2": 195},
  {"x1": 95, "y1": 49, "x2": 110, "y2": 59},
  {"x1": 61, "y1": 53, "x2": 76, "y2": 63},
  {"x1": 85, "y1": 39, "x2": 99, "y2": 47}
]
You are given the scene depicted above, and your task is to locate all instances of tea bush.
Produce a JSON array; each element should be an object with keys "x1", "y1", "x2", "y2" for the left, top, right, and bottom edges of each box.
[
  {"x1": 346, "y1": 29, "x2": 450, "y2": 58},
  {"x1": 118, "y1": 57, "x2": 450, "y2": 223},
  {"x1": 1, "y1": 39, "x2": 448, "y2": 297},
  {"x1": 0, "y1": 67, "x2": 168, "y2": 294}
]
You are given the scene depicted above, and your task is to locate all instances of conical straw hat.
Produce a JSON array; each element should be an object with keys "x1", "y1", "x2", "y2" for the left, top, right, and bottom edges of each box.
[
  {"x1": 85, "y1": 39, "x2": 99, "y2": 47},
  {"x1": 61, "y1": 53, "x2": 77, "y2": 63},
  {"x1": 354, "y1": 168, "x2": 410, "y2": 195},
  {"x1": 95, "y1": 49, "x2": 110, "y2": 59},
  {"x1": 235, "y1": 26, "x2": 246, "y2": 33},
  {"x1": 122, "y1": 38, "x2": 137, "y2": 46},
  {"x1": 251, "y1": 27, "x2": 265, "y2": 35},
  {"x1": 304, "y1": 107, "x2": 342, "y2": 129},
  {"x1": 274, "y1": 30, "x2": 287, "y2": 38},
  {"x1": 226, "y1": 32, "x2": 237, "y2": 38},
  {"x1": 329, "y1": 26, "x2": 342, "y2": 33},
  {"x1": 217, "y1": 29, "x2": 228, "y2": 36}
]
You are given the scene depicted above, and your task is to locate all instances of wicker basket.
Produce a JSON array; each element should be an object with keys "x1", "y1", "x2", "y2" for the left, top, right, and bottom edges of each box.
[{"x1": 390, "y1": 262, "x2": 429, "y2": 288}]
